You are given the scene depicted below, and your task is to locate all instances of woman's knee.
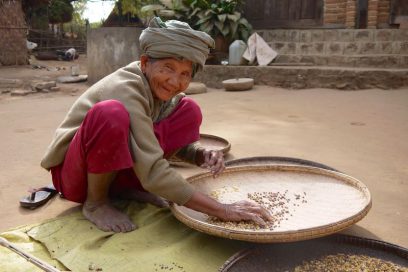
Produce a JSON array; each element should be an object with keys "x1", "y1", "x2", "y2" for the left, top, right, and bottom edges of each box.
[
  {"x1": 91, "y1": 100, "x2": 130, "y2": 128},
  {"x1": 180, "y1": 97, "x2": 202, "y2": 125}
]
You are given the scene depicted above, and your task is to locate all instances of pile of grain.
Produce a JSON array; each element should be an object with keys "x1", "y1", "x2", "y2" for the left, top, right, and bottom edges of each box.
[{"x1": 294, "y1": 254, "x2": 407, "y2": 272}]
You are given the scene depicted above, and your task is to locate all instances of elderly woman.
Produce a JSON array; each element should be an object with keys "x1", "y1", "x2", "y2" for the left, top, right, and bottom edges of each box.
[{"x1": 40, "y1": 18, "x2": 272, "y2": 233}]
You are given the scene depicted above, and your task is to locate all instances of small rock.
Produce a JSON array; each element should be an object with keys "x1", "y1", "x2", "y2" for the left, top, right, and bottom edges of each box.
[
  {"x1": 335, "y1": 82, "x2": 350, "y2": 90},
  {"x1": 33, "y1": 81, "x2": 57, "y2": 90},
  {"x1": 50, "y1": 86, "x2": 60, "y2": 92},
  {"x1": 10, "y1": 89, "x2": 35, "y2": 96}
]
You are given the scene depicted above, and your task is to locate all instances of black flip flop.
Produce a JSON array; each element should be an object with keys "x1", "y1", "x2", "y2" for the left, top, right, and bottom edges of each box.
[{"x1": 19, "y1": 185, "x2": 58, "y2": 209}]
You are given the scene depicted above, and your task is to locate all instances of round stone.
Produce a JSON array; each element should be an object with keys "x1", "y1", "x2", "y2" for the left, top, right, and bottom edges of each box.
[
  {"x1": 222, "y1": 78, "x2": 254, "y2": 91},
  {"x1": 185, "y1": 82, "x2": 207, "y2": 94}
]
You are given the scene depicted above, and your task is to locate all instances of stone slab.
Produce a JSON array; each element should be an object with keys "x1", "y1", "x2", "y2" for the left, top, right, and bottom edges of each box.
[{"x1": 57, "y1": 75, "x2": 88, "y2": 83}]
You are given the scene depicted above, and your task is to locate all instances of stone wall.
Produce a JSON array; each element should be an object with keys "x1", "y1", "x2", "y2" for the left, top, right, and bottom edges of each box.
[
  {"x1": 87, "y1": 27, "x2": 142, "y2": 84},
  {"x1": 255, "y1": 29, "x2": 408, "y2": 68},
  {"x1": 0, "y1": 0, "x2": 28, "y2": 66},
  {"x1": 194, "y1": 65, "x2": 408, "y2": 90}
]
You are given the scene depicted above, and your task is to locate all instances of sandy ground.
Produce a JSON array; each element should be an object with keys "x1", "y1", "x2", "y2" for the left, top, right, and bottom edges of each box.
[{"x1": 0, "y1": 58, "x2": 407, "y2": 249}]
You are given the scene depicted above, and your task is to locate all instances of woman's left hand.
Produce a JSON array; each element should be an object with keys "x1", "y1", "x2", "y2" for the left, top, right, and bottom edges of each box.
[{"x1": 197, "y1": 149, "x2": 225, "y2": 177}]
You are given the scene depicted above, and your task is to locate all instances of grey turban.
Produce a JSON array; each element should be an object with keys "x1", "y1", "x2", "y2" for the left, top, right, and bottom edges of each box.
[{"x1": 139, "y1": 17, "x2": 215, "y2": 72}]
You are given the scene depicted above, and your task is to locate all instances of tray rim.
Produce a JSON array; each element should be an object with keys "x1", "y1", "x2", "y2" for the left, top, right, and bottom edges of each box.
[
  {"x1": 170, "y1": 165, "x2": 372, "y2": 243},
  {"x1": 168, "y1": 133, "x2": 231, "y2": 164},
  {"x1": 199, "y1": 133, "x2": 232, "y2": 154},
  {"x1": 225, "y1": 156, "x2": 339, "y2": 172},
  {"x1": 218, "y1": 234, "x2": 408, "y2": 272}
]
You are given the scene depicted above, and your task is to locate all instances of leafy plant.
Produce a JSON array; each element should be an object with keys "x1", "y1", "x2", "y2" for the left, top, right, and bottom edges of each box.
[
  {"x1": 48, "y1": 0, "x2": 74, "y2": 24},
  {"x1": 189, "y1": 0, "x2": 252, "y2": 42},
  {"x1": 140, "y1": 0, "x2": 252, "y2": 43}
]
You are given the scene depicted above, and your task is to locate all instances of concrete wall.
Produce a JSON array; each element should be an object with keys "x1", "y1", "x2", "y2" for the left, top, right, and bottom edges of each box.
[{"x1": 87, "y1": 27, "x2": 143, "y2": 84}]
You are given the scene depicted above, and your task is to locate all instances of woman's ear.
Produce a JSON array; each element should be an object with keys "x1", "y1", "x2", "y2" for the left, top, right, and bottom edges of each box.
[{"x1": 140, "y1": 55, "x2": 149, "y2": 73}]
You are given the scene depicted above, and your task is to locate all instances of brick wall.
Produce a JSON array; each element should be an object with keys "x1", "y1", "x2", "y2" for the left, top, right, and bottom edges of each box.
[
  {"x1": 377, "y1": 0, "x2": 391, "y2": 27},
  {"x1": 323, "y1": 0, "x2": 391, "y2": 29},
  {"x1": 323, "y1": 0, "x2": 347, "y2": 25},
  {"x1": 345, "y1": 0, "x2": 357, "y2": 28},
  {"x1": 367, "y1": 0, "x2": 379, "y2": 28}
]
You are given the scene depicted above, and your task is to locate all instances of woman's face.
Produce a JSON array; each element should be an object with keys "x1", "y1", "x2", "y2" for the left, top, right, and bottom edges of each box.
[{"x1": 141, "y1": 55, "x2": 193, "y2": 101}]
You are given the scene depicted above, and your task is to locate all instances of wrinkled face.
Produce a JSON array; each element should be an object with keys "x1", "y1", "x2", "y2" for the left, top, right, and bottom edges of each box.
[{"x1": 140, "y1": 55, "x2": 193, "y2": 101}]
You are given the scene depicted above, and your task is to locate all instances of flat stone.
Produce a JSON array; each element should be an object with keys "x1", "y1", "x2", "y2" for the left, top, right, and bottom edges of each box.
[
  {"x1": 57, "y1": 75, "x2": 88, "y2": 83},
  {"x1": 10, "y1": 89, "x2": 35, "y2": 96},
  {"x1": 338, "y1": 30, "x2": 354, "y2": 42},
  {"x1": 354, "y1": 30, "x2": 373, "y2": 41},
  {"x1": 185, "y1": 82, "x2": 207, "y2": 94},
  {"x1": 33, "y1": 81, "x2": 57, "y2": 90},
  {"x1": 327, "y1": 43, "x2": 344, "y2": 54},
  {"x1": 0, "y1": 78, "x2": 23, "y2": 88},
  {"x1": 50, "y1": 86, "x2": 60, "y2": 92},
  {"x1": 299, "y1": 31, "x2": 312, "y2": 43},
  {"x1": 222, "y1": 78, "x2": 254, "y2": 91}
]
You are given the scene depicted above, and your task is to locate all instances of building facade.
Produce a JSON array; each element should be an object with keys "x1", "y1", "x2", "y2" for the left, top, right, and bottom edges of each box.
[{"x1": 244, "y1": 0, "x2": 407, "y2": 29}]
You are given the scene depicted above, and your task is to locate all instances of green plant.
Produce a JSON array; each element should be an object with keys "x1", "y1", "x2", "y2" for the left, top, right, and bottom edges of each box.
[
  {"x1": 140, "y1": 0, "x2": 252, "y2": 43},
  {"x1": 178, "y1": 0, "x2": 252, "y2": 42}
]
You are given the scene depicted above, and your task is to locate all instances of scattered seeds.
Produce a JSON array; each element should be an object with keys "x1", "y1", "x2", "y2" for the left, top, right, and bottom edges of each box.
[{"x1": 208, "y1": 190, "x2": 308, "y2": 231}]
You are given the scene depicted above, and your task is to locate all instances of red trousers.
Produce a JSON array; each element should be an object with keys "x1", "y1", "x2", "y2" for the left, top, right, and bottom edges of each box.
[{"x1": 50, "y1": 97, "x2": 202, "y2": 203}]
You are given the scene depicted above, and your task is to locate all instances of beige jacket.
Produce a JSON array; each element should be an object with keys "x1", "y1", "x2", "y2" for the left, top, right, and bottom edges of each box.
[{"x1": 41, "y1": 61, "x2": 195, "y2": 205}]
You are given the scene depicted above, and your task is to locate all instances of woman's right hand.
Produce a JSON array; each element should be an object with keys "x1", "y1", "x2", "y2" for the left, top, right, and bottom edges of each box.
[
  {"x1": 221, "y1": 200, "x2": 273, "y2": 227},
  {"x1": 184, "y1": 192, "x2": 273, "y2": 227}
]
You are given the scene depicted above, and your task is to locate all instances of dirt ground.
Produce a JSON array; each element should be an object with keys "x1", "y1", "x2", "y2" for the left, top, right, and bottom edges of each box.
[{"x1": 0, "y1": 57, "x2": 407, "y2": 249}]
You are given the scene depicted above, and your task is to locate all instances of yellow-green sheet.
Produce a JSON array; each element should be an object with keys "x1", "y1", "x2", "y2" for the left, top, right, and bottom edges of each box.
[{"x1": 1, "y1": 202, "x2": 247, "y2": 272}]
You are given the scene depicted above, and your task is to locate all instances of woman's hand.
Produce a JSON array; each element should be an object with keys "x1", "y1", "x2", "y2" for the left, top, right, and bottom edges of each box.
[
  {"x1": 221, "y1": 201, "x2": 273, "y2": 227},
  {"x1": 196, "y1": 148, "x2": 225, "y2": 177},
  {"x1": 184, "y1": 192, "x2": 273, "y2": 227}
]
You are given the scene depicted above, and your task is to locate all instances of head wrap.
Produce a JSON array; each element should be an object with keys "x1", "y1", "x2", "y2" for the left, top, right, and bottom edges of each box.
[{"x1": 139, "y1": 17, "x2": 214, "y2": 73}]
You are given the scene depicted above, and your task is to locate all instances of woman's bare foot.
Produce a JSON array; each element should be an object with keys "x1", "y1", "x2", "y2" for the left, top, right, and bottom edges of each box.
[
  {"x1": 82, "y1": 201, "x2": 137, "y2": 233},
  {"x1": 120, "y1": 190, "x2": 169, "y2": 208}
]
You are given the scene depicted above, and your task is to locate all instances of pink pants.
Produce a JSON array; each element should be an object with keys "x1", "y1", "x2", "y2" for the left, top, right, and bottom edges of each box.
[{"x1": 50, "y1": 97, "x2": 202, "y2": 203}]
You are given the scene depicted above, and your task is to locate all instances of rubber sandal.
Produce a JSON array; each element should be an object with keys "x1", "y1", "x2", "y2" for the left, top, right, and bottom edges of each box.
[{"x1": 19, "y1": 185, "x2": 58, "y2": 209}]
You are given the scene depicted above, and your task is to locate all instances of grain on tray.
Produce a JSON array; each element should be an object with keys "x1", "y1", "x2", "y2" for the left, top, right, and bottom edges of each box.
[
  {"x1": 207, "y1": 188, "x2": 308, "y2": 230},
  {"x1": 293, "y1": 253, "x2": 408, "y2": 272}
]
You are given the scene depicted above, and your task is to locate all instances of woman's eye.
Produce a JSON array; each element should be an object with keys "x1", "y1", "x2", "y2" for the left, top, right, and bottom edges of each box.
[
  {"x1": 182, "y1": 72, "x2": 191, "y2": 78},
  {"x1": 164, "y1": 65, "x2": 174, "y2": 72}
]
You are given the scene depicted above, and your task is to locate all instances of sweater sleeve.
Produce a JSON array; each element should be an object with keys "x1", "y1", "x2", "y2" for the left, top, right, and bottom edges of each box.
[
  {"x1": 100, "y1": 70, "x2": 195, "y2": 205},
  {"x1": 175, "y1": 142, "x2": 201, "y2": 164}
]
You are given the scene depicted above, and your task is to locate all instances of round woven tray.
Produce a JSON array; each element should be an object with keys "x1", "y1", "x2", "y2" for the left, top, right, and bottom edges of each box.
[
  {"x1": 170, "y1": 165, "x2": 371, "y2": 243},
  {"x1": 198, "y1": 133, "x2": 231, "y2": 154},
  {"x1": 219, "y1": 234, "x2": 408, "y2": 271},
  {"x1": 225, "y1": 156, "x2": 339, "y2": 172},
  {"x1": 169, "y1": 133, "x2": 231, "y2": 164}
]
